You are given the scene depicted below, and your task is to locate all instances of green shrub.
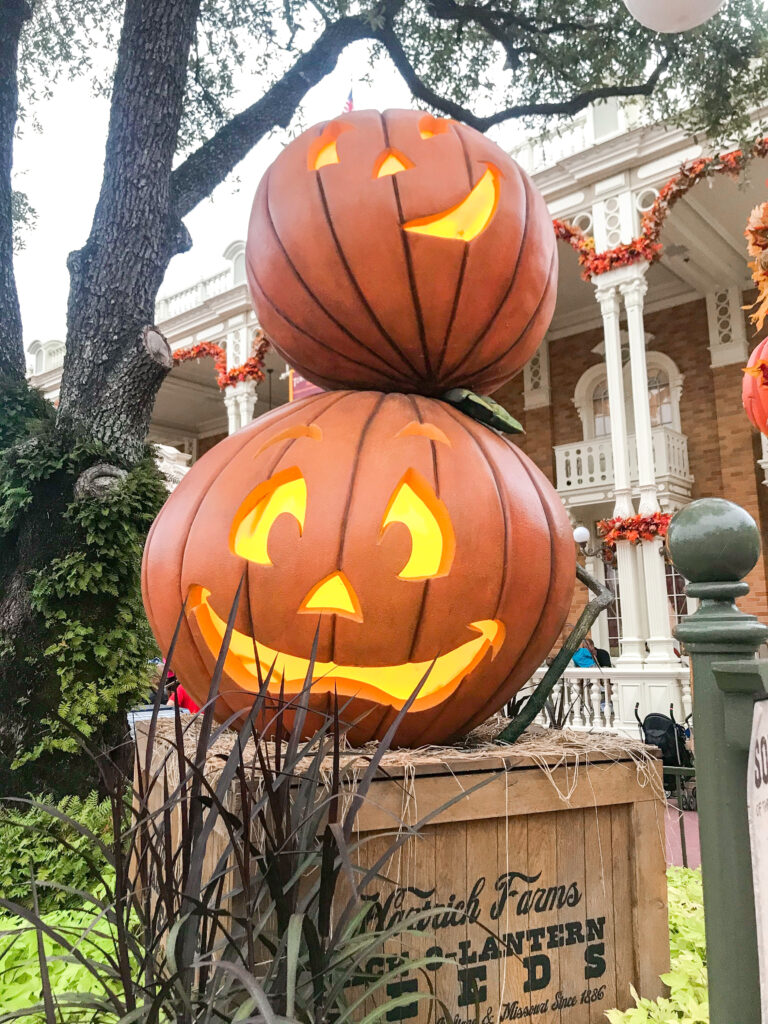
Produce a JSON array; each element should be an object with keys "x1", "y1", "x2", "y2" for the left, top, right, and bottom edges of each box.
[
  {"x1": 0, "y1": 906, "x2": 123, "y2": 1022},
  {"x1": 0, "y1": 793, "x2": 113, "y2": 912},
  {"x1": 605, "y1": 866, "x2": 707, "y2": 1023}
]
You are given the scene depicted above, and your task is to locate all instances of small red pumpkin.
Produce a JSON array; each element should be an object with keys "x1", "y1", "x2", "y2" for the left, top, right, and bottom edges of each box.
[
  {"x1": 743, "y1": 337, "x2": 768, "y2": 435},
  {"x1": 142, "y1": 390, "x2": 574, "y2": 747},
  {"x1": 245, "y1": 109, "x2": 557, "y2": 397}
]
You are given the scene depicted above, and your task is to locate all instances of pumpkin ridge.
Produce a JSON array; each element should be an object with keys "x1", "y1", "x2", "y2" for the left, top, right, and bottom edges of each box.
[
  {"x1": 180, "y1": 398, "x2": 327, "y2": 679},
  {"x1": 440, "y1": 167, "x2": 530, "y2": 381},
  {"x1": 329, "y1": 392, "x2": 389, "y2": 663},
  {"x1": 314, "y1": 172, "x2": 423, "y2": 381},
  {"x1": 466, "y1": 437, "x2": 565, "y2": 731},
  {"x1": 458, "y1": 241, "x2": 558, "y2": 387},
  {"x1": 434, "y1": 124, "x2": 475, "y2": 381},
  {"x1": 173, "y1": 425, "x2": 273, "y2": 703},
  {"x1": 402, "y1": 394, "x2": 436, "y2": 664},
  {"x1": 435, "y1": 244, "x2": 470, "y2": 380},
  {"x1": 419, "y1": 402, "x2": 510, "y2": 739},
  {"x1": 245, "y1": 390, "x2": 351, "y2": 665},
  {"x1": 262, "y1": 168, "x2": 408, "y2": 381},
  {"x1": 439, "y1": 403, "x2": 509, "y2": 620},
  {"x1": 247, "y1": 258, "x2": 404, "y2": 389},
  {"x1": 381, "y1": 109, "x2": 433, "y2": 381}
]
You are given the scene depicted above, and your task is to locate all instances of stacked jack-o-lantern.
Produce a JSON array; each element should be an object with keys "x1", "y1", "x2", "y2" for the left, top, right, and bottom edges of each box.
[{"x1": 142, "y1": 109, "x2": 575, "y2": 747}]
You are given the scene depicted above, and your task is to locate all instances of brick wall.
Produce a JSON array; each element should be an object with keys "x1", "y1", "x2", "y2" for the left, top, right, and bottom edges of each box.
[{"x1": 497, "y1": 293, "x2": 768, "y2": 622}]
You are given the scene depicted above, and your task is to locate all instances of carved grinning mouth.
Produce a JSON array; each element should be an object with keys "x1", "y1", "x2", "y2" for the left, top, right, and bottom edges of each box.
[{"x1": 187, "y1": 585, "x2": 505, "y2": 712}]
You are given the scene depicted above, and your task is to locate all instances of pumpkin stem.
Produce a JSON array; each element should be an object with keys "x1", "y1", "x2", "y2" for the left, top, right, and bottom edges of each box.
[{"x1": 439, "y1": 388, "x2": 524, "y2": 435}]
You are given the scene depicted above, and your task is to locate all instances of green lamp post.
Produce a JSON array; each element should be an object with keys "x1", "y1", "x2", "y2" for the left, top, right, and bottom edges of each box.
[{"x1": 668, "y1": 497, "x2": 768, "y2": 1023}]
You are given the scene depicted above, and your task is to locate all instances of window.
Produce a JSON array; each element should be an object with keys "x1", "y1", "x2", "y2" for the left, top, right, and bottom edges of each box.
[
  {"x1": 603, "y1": 560, "x2": 622, "y2": 655},
  {"x1": 665, "y1": 561, "x2": 688, "y2": 627},
  {"x1": 592, "y1": 380, "x2": 611, "y2": 437},
  {"x1": 648, "y1": 369, "x2": 673, "y2": 428}
]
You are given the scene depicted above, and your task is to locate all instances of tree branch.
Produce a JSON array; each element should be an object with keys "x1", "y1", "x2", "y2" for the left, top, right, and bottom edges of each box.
[
  {"x1": 0, "y1": 0, "x2": 31, "y2": 384},
  {"x1": 378, "y1": 25, "x2": 672, "y2": 131},
  {"x1": 170, "y1": 14, "x2": 379, "y2": 219}
]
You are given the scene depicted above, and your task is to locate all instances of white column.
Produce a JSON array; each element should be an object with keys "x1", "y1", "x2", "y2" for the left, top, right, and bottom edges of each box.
[
  {"x1": 620, "y1": 265, "x2": 656, "y2": 516},
  {"x1": 619, "y1": 263, "x2": 678, "y2": 666},
  {"x1": 585, "y1": 552, "x2": 610, "y2": 653},
  {"x1": 223, "y1": 381, "x2": 258, "y2": 434},
  {"x1": 593, "y1": 273, "x2": 644, "y2": 665}
]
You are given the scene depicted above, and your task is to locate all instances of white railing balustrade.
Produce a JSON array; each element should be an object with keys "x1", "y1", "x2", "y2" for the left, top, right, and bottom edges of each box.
[
  {"x1": 154, "y1": 444, "x2": 191, "y2": 490},
  {"x1": 510, "y1": 114, "x2": 591, "y2": 174},
  {"x1": 555, "y1": 426, "x2": 692, "y2": 500},
  {"x1": 156, "y1": 267, "x2": 234, "y2": 321},
  {"x1": 514, "y1": 663, "x2": 692, "y2": 737}
]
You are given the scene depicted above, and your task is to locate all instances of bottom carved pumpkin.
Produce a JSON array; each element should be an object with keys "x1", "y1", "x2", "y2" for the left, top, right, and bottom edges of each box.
[{"x1": 141, "y1": 390, "x2": 575, "y2": 747}]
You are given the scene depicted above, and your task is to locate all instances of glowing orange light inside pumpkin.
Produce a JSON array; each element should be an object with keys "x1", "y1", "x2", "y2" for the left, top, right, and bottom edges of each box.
[
  {"x1": 188, "y1": 584, "x2": 504, "y2": 709},
  {"x1": 230, "y1": 467, "x2": 306, "y2": 565},
  {"x1": 380, "y1": 469, "x2": 455, "y2": 579},
  {"x1": 307, "y1": 122, "x2": 352, "y2": 171},
  {"x1": 374, "y1": 149, "x2": 413, "y2": 178},
  {"x1": 403, "y1": 165, "x2": 500, "y2": 242},
  {"x1": 299, "y1": 570, "x2": 363, "y2": 621}
]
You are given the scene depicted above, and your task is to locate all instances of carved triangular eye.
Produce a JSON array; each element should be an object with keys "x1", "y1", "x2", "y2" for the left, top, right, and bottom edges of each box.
[{"x1": 373, "y1": 148, "x2": 413, "y2": 178}]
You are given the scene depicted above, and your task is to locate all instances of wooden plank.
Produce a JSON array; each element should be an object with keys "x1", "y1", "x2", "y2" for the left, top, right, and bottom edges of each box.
[
  {"x1": 610, "y1": 805, "x2": 637, "y2": 1011},
  {"x1": 525, "y1": 811, "x2": 561, "y2": 1021},
  {"x1": 555, "y1": 808, "x2": 587, "y2": 1023},
  {"x1": 399, "y1": 824, "x2": 438, "y2": 1024},
  {"x1": 465, "y1": 817, "x2": 500, "y2": 1021},
  {"x1": 630, "y1": 796, "x2": 669, "y2": 1000},
  {"x1": 585, "y1": 805, "x2": 617, "y2": 1022},
  {"x1": 496, "y1": 812, "x2": 530, "y2": 1022},
  {"x1": 355, "y1": 761, "x2": 654, "y2": 833},
  {"x1": 432, "y1": 820, "x2": 468, "y2": 1021}
]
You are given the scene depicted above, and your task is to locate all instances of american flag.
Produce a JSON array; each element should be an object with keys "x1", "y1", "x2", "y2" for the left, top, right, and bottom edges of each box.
[{"x1": 343, "y1": 88, "x2": 354, "y2": 113}]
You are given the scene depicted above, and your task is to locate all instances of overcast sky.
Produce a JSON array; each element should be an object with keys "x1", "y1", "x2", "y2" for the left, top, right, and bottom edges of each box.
[{"x1": 12, "y1": 44, "x2": 425, "y2": 348}]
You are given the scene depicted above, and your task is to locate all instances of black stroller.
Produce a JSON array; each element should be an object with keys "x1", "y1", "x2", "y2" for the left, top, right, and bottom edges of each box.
[{"x1": 635, "y1": 703, "x2": 696, "y2": 810}]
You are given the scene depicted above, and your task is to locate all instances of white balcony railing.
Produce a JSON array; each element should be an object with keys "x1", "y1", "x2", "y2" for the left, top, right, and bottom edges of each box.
[
  {"x1": 517, "y1": 663, "x2": 692, "y2": 736},
  {"x1": 554, "y1": 426, "x2": 693, "y2": 506},
  {"x1": 510, "y1": 114, "x2": 591, "y2": 175},
  {"x1": 156, "y1": 267, "x2": 234, "y2": 322}
]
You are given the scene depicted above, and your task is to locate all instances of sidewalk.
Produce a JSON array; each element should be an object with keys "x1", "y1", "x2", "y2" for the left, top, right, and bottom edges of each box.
[{"x1": 666, "y1": 803, "x2": 701, "y2": 868}]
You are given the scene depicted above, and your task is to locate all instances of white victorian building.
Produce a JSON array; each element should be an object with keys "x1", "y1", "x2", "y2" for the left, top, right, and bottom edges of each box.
[{"x1": 28, "y1": 99, "x2": 768, "y2": 734}]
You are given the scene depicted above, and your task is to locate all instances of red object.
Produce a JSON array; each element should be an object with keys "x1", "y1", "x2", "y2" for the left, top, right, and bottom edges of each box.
[
  {"x1": 245, "y1": 109, "x2": 557, "y2": 396},
  {"x1": 743, "y1": 337, "x2": 768, "y2": 435},
  {"x1": 141, "y1": 390, "x2": 575, "y2": 747},
  {"x1": 168, "y1": 684, "x2": 200, "y2": 714},
  {"x1": 597, "y1": 512, "x2": 672, "y2": 547}
]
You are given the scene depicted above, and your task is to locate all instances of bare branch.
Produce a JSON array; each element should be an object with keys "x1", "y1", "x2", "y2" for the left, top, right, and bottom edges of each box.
[
  {"x1": 170, "y1": 15, "x2": 380, "y2": 219},
  {"x1": 378, "y1": 25, "x2": 672, "y2": 131}
]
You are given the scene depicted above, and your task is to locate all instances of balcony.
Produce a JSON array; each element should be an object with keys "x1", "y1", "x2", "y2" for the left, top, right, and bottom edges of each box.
[{"x1": 554, "y1": 426, "x2": 693, "y2": 510}]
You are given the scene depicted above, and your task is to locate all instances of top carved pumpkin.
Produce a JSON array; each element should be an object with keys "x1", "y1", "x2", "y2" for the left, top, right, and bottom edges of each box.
[{"x1": 245, "y1": 109, "x2": 557, "y2": 395}]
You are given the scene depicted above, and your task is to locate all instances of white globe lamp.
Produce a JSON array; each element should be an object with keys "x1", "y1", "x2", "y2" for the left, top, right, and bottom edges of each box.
[
  {"x1": 622, "y1": 0, "x2": 726, "y2": 33},
  {"x1": 573, "y1": 525, "x2": 591, "y2": 546}
]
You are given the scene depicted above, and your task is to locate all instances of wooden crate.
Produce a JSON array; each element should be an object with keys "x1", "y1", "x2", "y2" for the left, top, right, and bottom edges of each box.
[
  {"x1": 348, "y1": 746, "x2": 669, "y2": 1024},
  {"x1": 134, "y1": 724, "x2": 669, "y2": 1023}
]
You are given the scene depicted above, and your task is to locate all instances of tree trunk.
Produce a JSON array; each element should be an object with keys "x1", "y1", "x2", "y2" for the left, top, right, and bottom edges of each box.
[
  {"x1": 0, "y1": 0, "x2": 30, "y2": 383},
  {"x1": 56, "y1": 0, "x2": 201, "y2": 464}
]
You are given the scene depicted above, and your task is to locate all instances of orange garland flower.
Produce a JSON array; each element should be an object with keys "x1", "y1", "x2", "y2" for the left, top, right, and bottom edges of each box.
[
  {"x1": 745, "y1": 202, "x2": 768, "y2": 331},
  {"x1": 553, "y1": 136, "x2": 768, "y2": 281},
  {"x1": 597, "y1": 512, "x2": 672, "y2": 548},
  {"x1": 173, "y1": 333, "x2": 269, "y2": 389}
]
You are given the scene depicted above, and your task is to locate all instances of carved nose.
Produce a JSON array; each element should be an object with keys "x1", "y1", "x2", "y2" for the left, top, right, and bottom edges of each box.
[{"x1": 299, "y1": 571, "x2": 362, "y2": 622}]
